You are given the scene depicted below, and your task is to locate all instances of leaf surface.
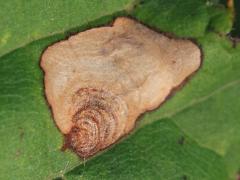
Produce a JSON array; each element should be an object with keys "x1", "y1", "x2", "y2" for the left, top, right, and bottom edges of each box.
[{"x1": 0, "y1": 0, "x2": 239, "y2": 179}]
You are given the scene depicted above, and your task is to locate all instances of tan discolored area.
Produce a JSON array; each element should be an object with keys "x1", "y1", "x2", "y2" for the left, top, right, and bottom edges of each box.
[{"x1": 40, "y1": 17, "x2": 201, "y2": 158}]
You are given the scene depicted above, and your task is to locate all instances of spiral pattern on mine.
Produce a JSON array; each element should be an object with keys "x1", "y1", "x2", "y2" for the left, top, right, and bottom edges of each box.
[{"x1": 66, "y1": 88, "x2": 128, "y2": 157}]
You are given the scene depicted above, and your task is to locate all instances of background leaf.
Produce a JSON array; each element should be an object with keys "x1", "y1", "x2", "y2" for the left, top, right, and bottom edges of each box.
[
  {"x1": 0, "y1": 0, "x2": 239, "y2": 179},
  {"x1": 0, "y1": 0, "x2": 134, "y2": 57},
  {"x1": 232, "y1": 0, "x2": 240, "y2": 37}
]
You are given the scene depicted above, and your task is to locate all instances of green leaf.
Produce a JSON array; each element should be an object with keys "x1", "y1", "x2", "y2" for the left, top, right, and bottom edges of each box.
[
  {"x1": 131, "y1": 0, "x2": 232, "y2": 37},
  {"x1": 0, "y1": 0, "x2": 239, "y2": 179},
  {"x1": 132, "y1": 0, "x2": 210, "y2": 37},
  {"x1": 224, "y1": 143, "x2": 240, "y2": 180},
  {"x1": 66, "y1": 120, "x2": 228, "y2": 180},
  {"x1": 0, "y1": 35, "x2": 79, "y2": 180},
  {"x1": 207, "y1": 4, "x2": 233, "y2": 34},
  {"x1": 0, "y1": 0, "x2": 134, "y2": 57}
]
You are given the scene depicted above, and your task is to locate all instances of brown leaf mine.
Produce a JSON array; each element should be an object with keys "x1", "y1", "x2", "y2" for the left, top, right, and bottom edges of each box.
[{"x1": 40, "y1": 17, "x2": 201, "y2": 158}]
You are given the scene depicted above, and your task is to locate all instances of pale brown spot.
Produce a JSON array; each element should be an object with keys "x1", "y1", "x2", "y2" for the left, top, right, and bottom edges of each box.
[{"x1": 40, "y1": 17, "x2": 201, "y2": 158}]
